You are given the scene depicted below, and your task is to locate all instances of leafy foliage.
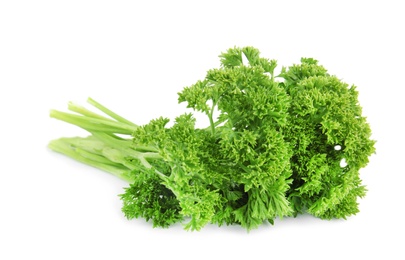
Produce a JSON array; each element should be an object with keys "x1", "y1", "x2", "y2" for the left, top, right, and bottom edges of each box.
[
  {"x1": 49, "y1": 47, "x2": 375, "y2": 231},
  {"x1": 121, "y1": 168, "x2": 182, "y2": 228},
  {"x1": 280, "y1": 58, "x2": 376, "y2": 218}
]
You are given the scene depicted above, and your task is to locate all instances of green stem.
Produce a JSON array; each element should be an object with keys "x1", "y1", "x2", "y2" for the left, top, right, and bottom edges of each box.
[
  {"x1": 49, "y1": 100, "x2": 167, "y2": 182},
  {"x1": 68, "y1": 102, "x2": 115, "y2": 121},
  {"x1": 208, "y1": 102, "x2": 217, "y2": 135},
  {"x1": 48, "y1": 138, "x2": 135, "y2": 182},
  {"x1": 87, "y1": 97, "x2": 138, "y2": 126},
  {"x1": 50, "y1": 110, "x2": 138, "y2": 134},
  {"x1": 90, "y1": 131, "x2": 162, "y2": 167},
  {"x1": 76, "y1": 147, "x2": 122, "y2": 166}
]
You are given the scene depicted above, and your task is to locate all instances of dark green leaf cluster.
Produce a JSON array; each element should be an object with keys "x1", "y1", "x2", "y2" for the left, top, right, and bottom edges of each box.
[
  {"x1": 121, "y1": 168, "x2": 182, "y2": 228},
  {"x1": 280, "y1": 58, "x2": 376, "y2": 219},
  {"x1": 49, "y1": 47, "x2": 375, "y2": 231}
]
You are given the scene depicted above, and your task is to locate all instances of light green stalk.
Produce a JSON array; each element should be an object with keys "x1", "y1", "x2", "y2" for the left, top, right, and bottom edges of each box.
[{"x1": 48, "y1": 98, "x2": 165, "y2": 182}]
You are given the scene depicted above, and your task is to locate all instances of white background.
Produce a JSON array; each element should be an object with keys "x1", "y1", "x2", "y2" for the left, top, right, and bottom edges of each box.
[{"x1": 1, "y1": 0, "x2": 404, "y2": 259}]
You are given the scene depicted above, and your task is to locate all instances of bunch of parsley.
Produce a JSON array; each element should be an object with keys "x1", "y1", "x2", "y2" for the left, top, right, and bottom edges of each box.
[{"x1": 49, "y1": 47, "x2": 375, "y2": 231}]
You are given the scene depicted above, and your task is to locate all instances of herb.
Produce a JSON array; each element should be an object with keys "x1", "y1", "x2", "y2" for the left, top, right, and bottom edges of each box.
[{"x1": 49, "y1": 47, "x2": 375, "y2": 230}]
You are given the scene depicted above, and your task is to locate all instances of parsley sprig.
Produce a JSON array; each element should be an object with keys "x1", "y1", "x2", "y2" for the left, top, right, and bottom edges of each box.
[{"x1": 49, "y1": 47, "x2": 375, "y2": 230}]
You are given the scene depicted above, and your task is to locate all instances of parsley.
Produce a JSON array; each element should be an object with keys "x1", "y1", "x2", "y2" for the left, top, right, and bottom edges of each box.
[{"x1": 49, "y1": 47, "x2": 375, "y2": 230}]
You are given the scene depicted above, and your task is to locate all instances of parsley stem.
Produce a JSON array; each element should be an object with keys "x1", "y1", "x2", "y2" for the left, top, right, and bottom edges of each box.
[
  {"x1": 50, "y1": 110, "x2": 138, "y2": 134},
  {"x1": 87, "y1": 97, "x2": 138, "y2": 127},
  {"x1": 208, "y1": 101, "x2": 217, "y2": 135},
  {"x1": 48, "y1": 138, "x2": 135, "y2": 182}
]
